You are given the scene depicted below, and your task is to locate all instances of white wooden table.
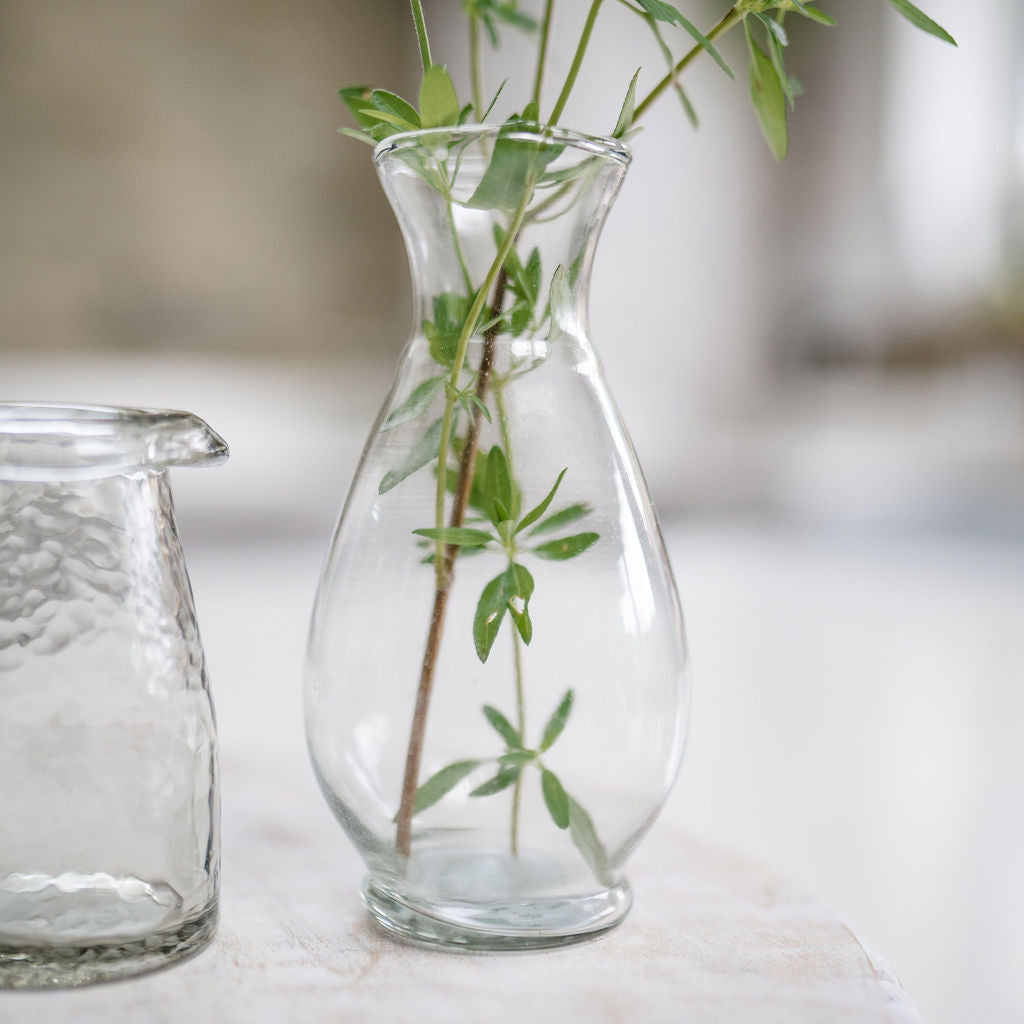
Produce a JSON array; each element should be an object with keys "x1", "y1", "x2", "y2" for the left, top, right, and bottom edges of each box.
[
  {"x1": 0, "y1": 760, "x2": 914, "y2": 1024},
  {"x1": 0, "y1": 538, "x2": 918, "y2": 1023}
]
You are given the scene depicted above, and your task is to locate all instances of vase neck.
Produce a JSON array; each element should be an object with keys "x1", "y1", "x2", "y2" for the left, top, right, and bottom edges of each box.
[{"x1": 375, "y1": 126, "x2": 630, "y2": 345}]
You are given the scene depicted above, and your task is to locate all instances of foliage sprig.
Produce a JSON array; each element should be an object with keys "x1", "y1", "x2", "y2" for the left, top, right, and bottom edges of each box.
[{"x1": 347, "y1": 0, "x2": 956, "y2": 869}]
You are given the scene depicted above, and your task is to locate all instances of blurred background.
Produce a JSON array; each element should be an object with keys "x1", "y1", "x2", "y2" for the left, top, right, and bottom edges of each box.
[{"x1": 1, "y1": 0, "x2": 1021, "y2": 1020}]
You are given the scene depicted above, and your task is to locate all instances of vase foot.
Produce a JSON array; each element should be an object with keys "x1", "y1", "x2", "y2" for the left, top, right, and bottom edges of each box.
[
  {"x1": 362, "y1": 873, "x2": 632, "y2": 951},
  {"x1": 0, "y1": 902, "x2": 218, "y2": 988}
]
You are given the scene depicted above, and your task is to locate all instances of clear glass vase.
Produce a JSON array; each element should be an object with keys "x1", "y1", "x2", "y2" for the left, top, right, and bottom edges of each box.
[
  {"x1": 305, "y1": 126, "x2": 690, "y2": 949},
  {"x1": 0, "y1": 403, "x2": 226, "y2": 987}
]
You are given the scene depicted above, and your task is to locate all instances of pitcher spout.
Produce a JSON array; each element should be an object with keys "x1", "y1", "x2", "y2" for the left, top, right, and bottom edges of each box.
[
  {"x1": 0, "y1": 403, "x2": 228, "y2": 481},
  {"x1": 149, "y1": 409, "x2": 229, "y2": 470}
]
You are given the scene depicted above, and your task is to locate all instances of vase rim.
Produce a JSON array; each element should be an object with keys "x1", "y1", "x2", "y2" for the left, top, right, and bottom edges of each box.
[
  {"x1": 374, "y1": 122, "x2": 632, "y2": 168},
  {"x1": 0, "y1": 401, "x2": 228, "y2": 480}
]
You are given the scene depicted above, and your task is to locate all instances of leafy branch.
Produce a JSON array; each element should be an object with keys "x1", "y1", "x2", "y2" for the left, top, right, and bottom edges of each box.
[
  {"x1": 408, "y1": 690, "x2": 613, "y2": 883},
  {"x1": 336, "y1": 0, "x2": 958, "y2": 875},
  {"x1": 347, "y1": 0, "x2": 955, "y2": 163}
]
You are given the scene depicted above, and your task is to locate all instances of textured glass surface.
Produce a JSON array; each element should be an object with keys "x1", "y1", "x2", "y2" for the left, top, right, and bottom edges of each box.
[
  {"x1": 305, "y1": 128, "x2": 691, "y2": 948},
  {"x1": 0, "y1": 404, "x2": 223, "y2": 987}
]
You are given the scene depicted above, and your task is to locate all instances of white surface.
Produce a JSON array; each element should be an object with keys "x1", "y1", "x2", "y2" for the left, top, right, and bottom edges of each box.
[{"x1": 668, "y1": 523, "x2": 1024, "y2": 1024}]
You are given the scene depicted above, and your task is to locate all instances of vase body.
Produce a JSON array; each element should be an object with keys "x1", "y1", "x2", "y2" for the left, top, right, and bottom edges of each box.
[
  {"x1": 306, "y1": 126, "x2": 690, "y2": 948},
  {"x1": 0, "y1": 403, "x2": 226, "y2": 987}
]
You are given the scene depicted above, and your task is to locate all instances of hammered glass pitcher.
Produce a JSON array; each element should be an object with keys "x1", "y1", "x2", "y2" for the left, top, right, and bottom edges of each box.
[
  {"x1": 306, "y1": 126, "x2": 691, "y2": 949},
  {"x1": 0, "y1": 402, "x2": 226, "y2": 987}
]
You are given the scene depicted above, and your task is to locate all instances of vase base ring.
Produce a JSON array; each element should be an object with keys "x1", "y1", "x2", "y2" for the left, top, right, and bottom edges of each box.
[
  {"x1": 0, "y1": 902, "x2": 218, "y2": 989},
  {"x1": 362, "y1": 875, "x2": 632, "y2": 951}
]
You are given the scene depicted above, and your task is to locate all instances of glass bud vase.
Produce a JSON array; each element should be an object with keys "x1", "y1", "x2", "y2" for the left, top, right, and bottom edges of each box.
[
  {"x1": 305, "y1": 126, "x2": 691, "y2": 949},
  {"x1": 0, "y1": 403, "x2": 226, "y2": 987}
]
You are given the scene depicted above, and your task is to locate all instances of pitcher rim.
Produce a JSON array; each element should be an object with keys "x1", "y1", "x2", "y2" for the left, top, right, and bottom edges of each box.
[
  {"x1": 0, "y1": 401, "x2": 228, "y2": 479},
  {"x1": 374, "y1": 122, "x2": 632, "y2": 168}
]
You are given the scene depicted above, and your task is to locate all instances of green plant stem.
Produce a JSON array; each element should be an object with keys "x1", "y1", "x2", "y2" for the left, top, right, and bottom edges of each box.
[
  {"x1": 446, "y1": 198, "x2": 474, "y2": 295},
  {"x1": 494, "y1": 379, "x2": 526, "y2": 856},
  {"x1": 510, "y1": 630, "x2": 526, "y2": 855},
  {"x1": 430, "y1": 198, "x2": 531, "y2": 585},
  {"x1": 394, "y1": 271, "x2": 508, "y2": 861},
  {"x1": 631, "y1": 6, "x2": 744, "y2": 123},
  {"x1": 470, "y1": 12, "x2": 484, "y2": 120},
  {"x1": 531, "y1": 0, "x2": 555, "y2": 110},
  {"x1": 395, "y1": 189, "x2": 533, "y2": 858},
  {"x1": 410, "y1": 0, "x2": 432, "y2": 71},
  {"x1": 548, "y1": 0, "x2": 604, "y2": 125},
  {"x1": 452, "y1": 270, "x2": 507, "y2": 540}
]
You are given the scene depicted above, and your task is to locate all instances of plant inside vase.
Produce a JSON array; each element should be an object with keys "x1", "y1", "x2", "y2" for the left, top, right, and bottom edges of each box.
[{"x1": 335, "y1": 0, "x2": 956, "y2": 873}]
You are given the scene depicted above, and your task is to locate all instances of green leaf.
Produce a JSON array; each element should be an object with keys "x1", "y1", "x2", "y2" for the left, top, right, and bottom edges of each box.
[
  {"x1": 424, "y1": 292, "x2": 476, "y2": 366},
  {"x1": 473, "y1": 563, "x2": 534, "y2": 661},
  {"x1": 507, "y1": 304, "x2": 530, "y2": 336},
  {"x1": 479, "y1": 0, "x2": 537, "y2": 33},
  {"x1": 383, "y1": 376, "x2": 444, "y2": 431},
  {"x1": 633, "y1": 0, "x2": 684, "y2": 23},
  {"x1": 484, "y1": 446, "x2": 515, "y2": 526},
  {"x1": 673, "y1": 84, "x2": 699, "y2": 128},
  {"x1": 548, "y1": 265, "x2": 573, "y2": 332},
  {"x1": 411, "y1": 760, "x2": 480, "y2": 815},
  {"x1": 447, "y1": 442, "x2": 489, "y2": 513},
  {"x1": 568, "y1": 796, "x2": 613, "y2": 885},
  {"x1": 632, "y1": 1, "x2": 733, "y2": 78},
  {"x1": 639, "y1": 13, "x2": 699, "y2": 127},
  {"x1": 492, "y1": 500, "x2": 511, "y2": 527},
  {"x1": 529, "y1": 503, "x2": 591, "y2": 536},
  {"x1": 516, "y1": 469, "x2": 566, "y2": 534},
  {"x1": 370, "y1": 89, "x2": 421, "y2": 128},
  {"x1": 499, "y1": 750, "x2": 536, "y2": 767},
  {"x1": 469, "y1": 766, "x2": 521, "y2": 797},
  {"x1": 474, "y1": 572, "x2": 509, "y2": 662},
  {"x1": 761, "y1": 14, "x2": 788, "y2": 47},
  {"x1": 613, "y1": 69, "x2": 641, "y2": 139},
  {"x1": 533, "y1": 532, "x2": 599, "y2": 561},
  {"x1": 497, "y1": 233, "x2": 542, "y2": 326},
  {"x1": 419, "y1": 64, "x2": 461, "y2": 128},
  {"x1": 760, "y1": 16, "x2": 796, "y2": 110},
  {"x1": 541, "y1": 769, "x2": 570, "y2": 829},
  {"x1": 465, "y1": 128, "x2": 562, "y2": 210},
  {"x1": 508, "y1": 562, "x2": 535, "y2": 602},
  {"x1": 494, "y1": 222, "x2": 522, "y2": 272},
  {"x1": 568, "y1": 249, "x2": 585, "y2": 287},
  {"x1": 540, "y1": 690, "x2": 574, "y2": 751},
  {"x1": 466, "y1": 138, "x2": 534, "y2": 209},
  {"x1": 337, "y1": 127, "x2": 380, "y2": 146},
  {"x1": 466, "y1": 394, "x2": 493, "y2": 423},
  {"x1": 524, "y1": 248, "x2": 541, "y2": 305},
  {"x1": 339, "y1": 85, "x2": 377, "y2": 128},
  {"x1": 521, "y1": 99, "x2": 540, "y2": 124},
  {"x1": 483, "y1": 705, "x2": 523, "y2": 748},
  {"x1": 508, "y1": 603, "x2": 533, "y2": 644},
  {"x1": 361, "y1": 108, "x2": 420, "y2": 133},
  {"x1": 379, "y1": 417, "x2": 443, "y2": 494},
  {"x1": 480, "y1": 79, "x2": 509, "y2": 122},
  {"x1": 794, "y1": 4, "x2": 836, "y2": 28},
  {"x1": 745, "y1": 22, "x2": 788, "y2": 160},
  {"x1": 481, "y1": 11, "x2": 500, "y2": 48},
  {"x1": 673, "y1": 10, "x2": 733, "y2": 79},
  {"x1": 886, "y1": 0, "x2": 956, "y2": 45},
  {"x1": 412, "y1": 526, "x2": 496, "y2": 547},
  {"x1": 497, "y1": 518, "x2": 516, "y2": 547}
]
